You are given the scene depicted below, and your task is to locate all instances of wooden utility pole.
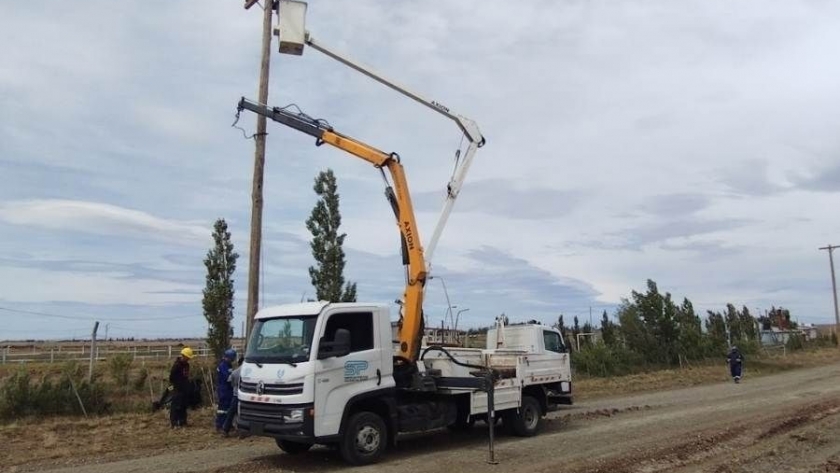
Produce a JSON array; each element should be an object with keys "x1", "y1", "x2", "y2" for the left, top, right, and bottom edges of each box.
[
  {"x1": 819, "y1": 244, "x2": 840, "y2": 342},
  {"x1": 88, "y1": 321, "x2": 99, "y2": 382},
  {"x1": 244, "y1": 0, "x2": 275, "y2": 343}
]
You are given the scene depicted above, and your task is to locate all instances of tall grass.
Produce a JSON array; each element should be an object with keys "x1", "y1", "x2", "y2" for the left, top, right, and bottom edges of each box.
[{"x1": 0, "y1": 357, "x2": 217, "y2": 422}]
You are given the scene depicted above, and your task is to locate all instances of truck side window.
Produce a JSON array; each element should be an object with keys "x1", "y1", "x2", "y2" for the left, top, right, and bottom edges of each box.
[
  {"x1": 543, "y1": 330, "x2": 563, "y2": 353},
  {"x1": 323, "y1": 312, "x2": 374, "y2": 353}
]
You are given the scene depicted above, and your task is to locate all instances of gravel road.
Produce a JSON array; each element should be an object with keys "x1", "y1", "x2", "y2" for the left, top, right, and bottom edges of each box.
[{"x1": 34, "y1": 362, "x2": 840, "y2": 473}]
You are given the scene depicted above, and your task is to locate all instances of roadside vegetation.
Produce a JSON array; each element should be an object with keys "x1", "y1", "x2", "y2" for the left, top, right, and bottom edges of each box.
[
  {"x1": 0, "y1": 357, "x2": 217, "y2": 422},
  {"x1": 566, "y1": 279, "x2": 835, "y2": 378},
  {"x1": 3, "y1": 279, "x2": 836, "y2": 422}
]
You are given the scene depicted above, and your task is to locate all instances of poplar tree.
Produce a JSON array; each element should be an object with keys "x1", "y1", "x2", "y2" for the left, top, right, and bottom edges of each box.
[
  {"x1": 202, "y1": 218, "x2": 238, "y2": 360},
  {"x1": 307, "y1": 169, "x2": 357, "y2": 302}
]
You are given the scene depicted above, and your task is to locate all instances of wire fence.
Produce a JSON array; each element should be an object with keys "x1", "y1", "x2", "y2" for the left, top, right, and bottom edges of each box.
[{"x1": 0, "y1": 341, "x2": 247, "y2": 365}]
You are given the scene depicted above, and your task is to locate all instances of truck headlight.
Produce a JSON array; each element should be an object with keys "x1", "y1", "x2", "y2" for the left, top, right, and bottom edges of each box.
[{"x1": 283, "y1": 409, "x2": 304, "y2": 423}]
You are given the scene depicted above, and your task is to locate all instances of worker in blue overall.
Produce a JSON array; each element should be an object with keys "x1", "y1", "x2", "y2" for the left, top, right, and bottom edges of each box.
[
  {"x1": 727, "y1": 346, "x2": 743, "y2": 383},
  {"x1": 222, "y1": 355, "x2": 245, "y2": 437},
  {"x1": 215, "y1": 348, "x2": 237, "y2": 431}
]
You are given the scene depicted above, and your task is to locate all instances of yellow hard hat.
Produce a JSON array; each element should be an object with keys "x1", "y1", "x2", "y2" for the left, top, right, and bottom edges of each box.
[{"x1": 180, "y1": 347, "x2": 194, "y2": 359}]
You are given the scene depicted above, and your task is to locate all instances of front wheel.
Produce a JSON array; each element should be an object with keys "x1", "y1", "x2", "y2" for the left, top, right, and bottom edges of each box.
[
  {"x1": 505, "y1": 395, "x2": 542, "y2": 437},
  {"x1": 275, "y1": 439, "x2": 312, "y2": 454},
  {"x1": 340, "y1": 411, "x2": 387, "y2": 465}
]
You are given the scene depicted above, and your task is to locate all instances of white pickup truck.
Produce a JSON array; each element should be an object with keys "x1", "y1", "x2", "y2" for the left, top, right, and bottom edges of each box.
[{"x1": 236, "y1": 301, "x2": 572, "y2": 465}]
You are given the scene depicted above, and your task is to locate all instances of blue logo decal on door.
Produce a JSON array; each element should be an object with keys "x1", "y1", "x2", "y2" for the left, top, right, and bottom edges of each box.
[{"x1": 344, "y1": 360, "x2": 369, "y2": 382}]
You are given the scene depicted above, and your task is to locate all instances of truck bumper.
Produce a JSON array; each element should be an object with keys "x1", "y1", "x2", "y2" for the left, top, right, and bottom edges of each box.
[{"x1": 237, "y1": 400, "x2": 316, "y2": 440}]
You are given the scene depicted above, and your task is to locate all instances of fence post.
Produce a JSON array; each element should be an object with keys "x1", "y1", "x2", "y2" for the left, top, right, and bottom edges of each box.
[
  {"x1": 2, "y1": 347, "x2": 5, "y2": 364},
  {"x1": 50, "y1": 349, "x2": 54, "y2": 364},
  {"x1": 168, "y1": 346, "x2": 172, "y2": 358}
]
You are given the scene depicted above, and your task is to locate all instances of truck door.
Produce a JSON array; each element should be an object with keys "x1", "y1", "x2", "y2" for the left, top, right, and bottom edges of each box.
[{"x1": 313, "y1": 310, "x2": 382, "y2": 437}]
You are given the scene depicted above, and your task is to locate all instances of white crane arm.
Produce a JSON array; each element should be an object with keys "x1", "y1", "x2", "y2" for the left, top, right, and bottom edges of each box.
[{"x1": 303, "y1": 33, "x2": 486, "y2": 269}]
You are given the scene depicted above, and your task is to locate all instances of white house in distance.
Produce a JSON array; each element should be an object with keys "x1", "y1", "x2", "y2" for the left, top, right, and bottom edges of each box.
[{"x1": 759, "y1": 324, "x2": 819, "y2": 346}]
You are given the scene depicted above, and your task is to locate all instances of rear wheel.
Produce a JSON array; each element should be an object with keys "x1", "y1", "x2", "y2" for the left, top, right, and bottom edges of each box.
[
  {"x1": 275, "y1": 439, "x2": 312, "y2": 454},
  {"x1": 339, "y1": 411, "x2": 387, "y2": 465},
  {"x1": 505, "y1": 395, "x2": 542, "y2": 437}
]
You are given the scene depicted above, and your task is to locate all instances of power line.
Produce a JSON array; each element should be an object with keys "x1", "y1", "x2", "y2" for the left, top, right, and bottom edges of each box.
[
  {"x1": 0, "y1": 306, "x2": 198, "y2": 322},
  {"x1": 0, "y1": 306, "x2": 89, "y2": 320}
]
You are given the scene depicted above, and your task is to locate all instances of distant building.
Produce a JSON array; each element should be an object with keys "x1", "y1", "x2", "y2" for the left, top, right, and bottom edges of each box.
[
  {"x1": 759, "y1": 324, "x2": 819, "y2": 346},
  {"x1": 798, "y1": 324, "x2": 819, "y2": 341},
  {"x1": 759, "y1": 329, "x2": 794, "y2": 346}
]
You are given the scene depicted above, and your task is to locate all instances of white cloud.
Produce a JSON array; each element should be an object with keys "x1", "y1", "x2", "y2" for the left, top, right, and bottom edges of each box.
[
  {"x1": 0, "y1": 267, "x2": 201, "y2": 306},
  {"x1": 0, "y1": 199, "x2": 210, "y2": 246}
]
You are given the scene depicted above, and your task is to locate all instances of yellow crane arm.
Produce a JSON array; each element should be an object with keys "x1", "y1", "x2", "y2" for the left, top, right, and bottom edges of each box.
[{"x1": 236, "y1": 97, "x2": 427, "y2": 362}]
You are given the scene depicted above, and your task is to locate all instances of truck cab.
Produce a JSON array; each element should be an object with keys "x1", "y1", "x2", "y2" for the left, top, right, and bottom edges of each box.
[{"x1": 237, "y1": 301, "x2": 395, "y2": 442}]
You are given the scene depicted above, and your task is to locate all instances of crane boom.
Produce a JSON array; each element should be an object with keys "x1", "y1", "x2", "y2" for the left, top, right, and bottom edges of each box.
[
  {"x1": 303, "y1": 34, "x2": 485, "y2": 270},
  {"x1": 237, "y1": 97, "x2": 427, "y2": 362}
]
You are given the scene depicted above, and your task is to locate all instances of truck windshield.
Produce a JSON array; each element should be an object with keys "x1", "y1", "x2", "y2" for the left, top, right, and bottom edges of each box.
[{"x1": 246, "y1": 316, "x2": 318, "y2": 365}]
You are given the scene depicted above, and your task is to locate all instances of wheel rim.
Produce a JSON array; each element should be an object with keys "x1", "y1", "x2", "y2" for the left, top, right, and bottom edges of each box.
[
  {"x1": 524, "y1": 405, "x2": 538, "y2": 430},
  {"x1": 355, "y1": 424, "x2": 381, "y2": 454}
]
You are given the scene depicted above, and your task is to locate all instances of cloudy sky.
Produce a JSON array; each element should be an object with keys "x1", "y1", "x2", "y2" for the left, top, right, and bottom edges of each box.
[{"x1": 1, "y1": 0, "x2": 839, "y2": 340}]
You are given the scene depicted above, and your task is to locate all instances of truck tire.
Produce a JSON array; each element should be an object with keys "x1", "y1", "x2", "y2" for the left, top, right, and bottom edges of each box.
[
  {"x1": 275, "y1": 439, "x2": 312, "y2": 454},
  {"x1": 506, "y1": 395, "x2": 542, "y2": 437},
  {"x1": 339, "y1": 411, "x2": 387, "y2": 465}
]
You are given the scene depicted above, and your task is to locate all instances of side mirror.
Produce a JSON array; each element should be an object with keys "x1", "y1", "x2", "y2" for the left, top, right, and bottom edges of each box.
[{"x1": 317, "y1": 328, "x2": 351, "y2": 359}]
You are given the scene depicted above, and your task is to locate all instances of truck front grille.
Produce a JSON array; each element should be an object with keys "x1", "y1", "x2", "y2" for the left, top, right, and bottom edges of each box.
[
  {"x1": 239, "y1": 400, "x2": 287, "y2": 423},
  {"x1": 240, "y1": 381, "x2": 304, "y2": 396}
]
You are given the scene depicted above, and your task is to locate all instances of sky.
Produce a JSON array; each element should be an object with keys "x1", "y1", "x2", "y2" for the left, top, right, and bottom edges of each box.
[{"x1": 1, "y1": 0, "x2": 839, "y2": 340}]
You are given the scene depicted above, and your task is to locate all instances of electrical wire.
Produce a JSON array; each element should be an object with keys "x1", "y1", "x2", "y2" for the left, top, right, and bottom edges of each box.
[
  {"x1": 0, "y1": 306, "x2": 197, "y2": 322},
  {"x1": 274, "y1": 103, "x2": 333, "y2": 130},
  {"x1": 231, "y1": 102, "x2": 334, "y2": 140},
  {"x1": 0, "y1": 306, "x2": 89, "y2": 321}
]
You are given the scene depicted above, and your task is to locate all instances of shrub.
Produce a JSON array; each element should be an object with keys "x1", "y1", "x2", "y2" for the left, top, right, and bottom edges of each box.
[
  {"x1": 0, "y1": 365, "x2": 110, "y2": 421},
  {"x1": 737, "y1": 339, "x2": 761, "y2": 355},
  {"x1": 572, "y1": 342, "x2": 647, "y2": 377},
  {"x1": 133, "y1": 366, "x2": 149, "y2": 393},
  {"x1": 786, "y1": 333, "x2": 804, "y2": 351},
  {"x1": 108, "y1": 353, "x2": 133, "y2": 390},
  {"x1": 0, "y1": 368, "x2": 33, "y2": 418}
]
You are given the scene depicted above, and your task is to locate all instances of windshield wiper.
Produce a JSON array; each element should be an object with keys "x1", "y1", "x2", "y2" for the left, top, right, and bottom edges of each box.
[{"x1": 247, "y1": 356, "x2": 298, "y2": 367}]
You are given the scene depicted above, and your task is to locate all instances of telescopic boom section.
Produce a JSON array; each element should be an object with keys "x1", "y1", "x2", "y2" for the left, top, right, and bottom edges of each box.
[
  {"x1": 237, "y1": 97, "x2": 427, "y2": 362},
  {"x1": 304, "y1": 34, "x2": 485, "y2": 270}
]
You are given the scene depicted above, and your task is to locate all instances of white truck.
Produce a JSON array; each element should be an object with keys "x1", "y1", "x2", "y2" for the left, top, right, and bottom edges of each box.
[{"x1": 236, "y1": 301, "x2": 572, "y2": 465}]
